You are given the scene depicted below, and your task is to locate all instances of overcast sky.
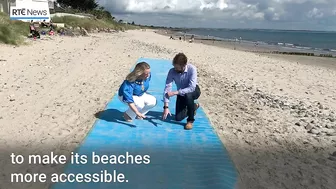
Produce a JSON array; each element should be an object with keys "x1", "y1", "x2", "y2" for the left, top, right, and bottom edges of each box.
[{"x1": 96, "y1": 0, "x2": 336, "y2": 31}]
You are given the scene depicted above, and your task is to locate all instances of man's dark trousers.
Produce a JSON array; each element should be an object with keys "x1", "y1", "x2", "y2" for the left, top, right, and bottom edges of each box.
[{"x1": 175, "y1": 85, "x2": 201, "y2": 122}]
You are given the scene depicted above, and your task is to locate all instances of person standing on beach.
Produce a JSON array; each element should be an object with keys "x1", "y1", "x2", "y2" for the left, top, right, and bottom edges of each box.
[
  {"x1": 162, "y1": 53, "x2": 201, "y2": 130},
  {"x1": 118, "y1": 62, "x2": 157, "y2": 122}
]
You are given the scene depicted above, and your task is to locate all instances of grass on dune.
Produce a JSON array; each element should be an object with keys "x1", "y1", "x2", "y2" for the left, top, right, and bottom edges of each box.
[
  {"x1": 0, "y1": 12, "x2": 30, "y2": 45},
  {"x1": 51, "y1": 15, "x2": 141, "y2": 31},
  {"x1": 0, "y1": 12, "x2": 141, "y2": 45}
]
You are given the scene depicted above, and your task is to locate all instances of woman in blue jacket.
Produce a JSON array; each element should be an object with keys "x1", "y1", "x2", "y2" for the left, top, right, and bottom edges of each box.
[{"x1": 118, "y1": 62, "x2": 157, "y2": 122}]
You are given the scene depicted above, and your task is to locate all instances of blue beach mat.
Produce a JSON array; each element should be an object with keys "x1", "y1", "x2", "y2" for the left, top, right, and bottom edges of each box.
[{"x1": 50, "y1": 58, "x2": 239, "y2": 189}]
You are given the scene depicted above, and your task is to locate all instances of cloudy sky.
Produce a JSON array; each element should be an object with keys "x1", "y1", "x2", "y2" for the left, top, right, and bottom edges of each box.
[{"x1": 96, "y1": 0, "x2": 336, "y2": 31}]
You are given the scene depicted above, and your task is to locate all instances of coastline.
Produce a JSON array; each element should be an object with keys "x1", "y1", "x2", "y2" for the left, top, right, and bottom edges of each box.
[
  {"x1": 156, "y1": 29, "x2": 336, "y2": 70},
  {"x1": 167, "y1": 29, "x2": 336, "y2": 56},
  {"x1": 0, "y1": 29, "x2": 335, "y2": 189}
]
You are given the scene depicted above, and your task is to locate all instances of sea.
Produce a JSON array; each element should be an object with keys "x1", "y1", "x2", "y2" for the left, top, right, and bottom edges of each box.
[{"x1": 178, "y1": 28, "x2": 336, "y2": 56}]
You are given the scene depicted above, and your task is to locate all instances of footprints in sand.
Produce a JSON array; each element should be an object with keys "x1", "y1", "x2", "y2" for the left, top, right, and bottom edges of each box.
[{"x1": 198, "y1": 65, "x2": 336, "y2": 188}]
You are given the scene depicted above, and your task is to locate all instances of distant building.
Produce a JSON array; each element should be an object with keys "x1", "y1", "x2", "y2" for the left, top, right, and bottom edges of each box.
[
  {"x1": 48, "y1": 0, "x2": 53, "y2": 9},
  {"x1": 0, "y1": 0, "x2": 10, "y2": 14}
]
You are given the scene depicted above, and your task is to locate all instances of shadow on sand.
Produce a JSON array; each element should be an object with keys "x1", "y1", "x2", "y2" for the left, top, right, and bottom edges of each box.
[{"x1": 94, "y1": 108, "x2": 185, "y2": 128}]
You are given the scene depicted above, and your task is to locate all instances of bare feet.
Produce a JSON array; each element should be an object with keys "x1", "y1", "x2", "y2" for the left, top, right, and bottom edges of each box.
[{"x1": 123, "y1": 112, "x2": 132, "y2": 122}]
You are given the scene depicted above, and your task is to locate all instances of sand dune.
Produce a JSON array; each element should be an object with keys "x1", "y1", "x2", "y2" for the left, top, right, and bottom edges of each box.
[{"x1": 0, "y1": 30, "x2": 335, "y2": 189}]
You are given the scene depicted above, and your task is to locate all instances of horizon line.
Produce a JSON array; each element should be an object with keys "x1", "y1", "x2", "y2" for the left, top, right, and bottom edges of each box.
[{"x1": 142, "y1": 25, "x2": 336, "y2": 33}]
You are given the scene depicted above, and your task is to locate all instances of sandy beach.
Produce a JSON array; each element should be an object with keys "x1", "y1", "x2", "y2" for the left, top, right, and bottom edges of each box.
[{"x1": 1, "y1": 29, "x2": 335, "y2": 189}]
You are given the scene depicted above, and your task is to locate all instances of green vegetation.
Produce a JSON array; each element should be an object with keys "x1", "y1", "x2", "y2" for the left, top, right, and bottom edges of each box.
[
  {"x1": 52, "y1": 0, "x2": 144, "y2": 31},
  {"x1": 0, "y1": 0, "x2": 157, "y2": 45},
  {"x1": 0, "y1": 11, "x2": 142, "y2": 45},
  {"x1": 51, "y1": 15, "x2": 140, "y2": 31},
  {"x1": 0, "y1": 12, "x2": 30, "y2": 45},
  {"x1": 0, "y1": 11, "x2": 140, "y2": 45},
  {"x1": 56, "y1": 0, "x2": 99, "y2": 12}
]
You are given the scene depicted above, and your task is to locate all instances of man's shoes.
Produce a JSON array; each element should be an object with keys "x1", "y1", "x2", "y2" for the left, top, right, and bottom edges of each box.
[
  {"x1": 123, "y1": 112, "x2": 132, "y2": 122},
  {"x1": 184, "y1": 121, "x2": 193, "y2": 130}
]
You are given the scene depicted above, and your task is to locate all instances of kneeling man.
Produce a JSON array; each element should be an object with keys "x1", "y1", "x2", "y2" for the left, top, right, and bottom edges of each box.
[{"x1": 162, "y1": 53, "x2": 201, "y2": 130}]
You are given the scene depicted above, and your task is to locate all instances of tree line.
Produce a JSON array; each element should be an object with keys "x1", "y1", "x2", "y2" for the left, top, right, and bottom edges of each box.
[
  {"x1": 56, "y1": 0, "x2": 138, "y2": 25},
  {"x1": 56, "y1": 0, "x2": 99, "y2": 11},
  {"x1": 56, "y1": 0, "x2": 113, "y2": 20}
]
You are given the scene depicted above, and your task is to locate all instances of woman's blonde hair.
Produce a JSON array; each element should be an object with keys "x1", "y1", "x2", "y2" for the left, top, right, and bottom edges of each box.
[{"x1": 125, "y1": 62, "x2": 150, "y2": 82}]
